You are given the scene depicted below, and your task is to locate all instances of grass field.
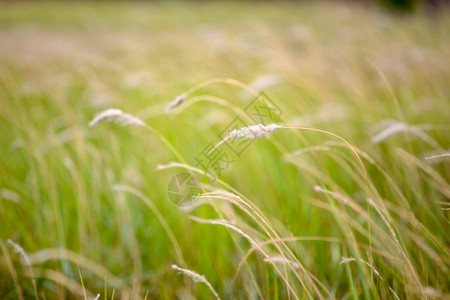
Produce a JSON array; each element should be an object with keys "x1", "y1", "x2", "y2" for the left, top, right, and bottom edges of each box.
[{"x1": 0, "y1": 1, "x2": 449, "y2": 299}]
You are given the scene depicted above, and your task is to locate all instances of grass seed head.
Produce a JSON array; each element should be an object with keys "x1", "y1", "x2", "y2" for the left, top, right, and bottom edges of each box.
[
  {"x1": 166, "y1": 93, "x2": 187, "y2": 112},
  {"x1": 228, "y1": 123, "x2": 281, "y2": 140},
  {"x1": 210, "y1": 123, "x2": 281, "y2": 153},
  {"x1": 89, "y1": 108, "x2": 145, "y2": 128},
  {"x1": 171, "y1": 264, "x2": 220, "y2": 299},
  {"x1": 7, "y1": 239, "x2": 31, "y2": 267}
]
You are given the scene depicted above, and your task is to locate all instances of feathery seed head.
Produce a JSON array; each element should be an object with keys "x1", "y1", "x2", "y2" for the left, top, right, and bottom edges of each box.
[
  {"x1": 166, "y1": 93, "x2": 187, "y2": 112},
  {"x1": 172, "y1": 264, "x2": 221, "y2": 299},
  {"x1": 209, "y1": 123, "x2": 281, "y2": 154},
  {"x1": 228, "y1": 123, "x2": 281, "y2": 140},
  {"x1": 89, "y1": 108, "x2": 145, "y2": 128},
  {"x1": 7, "y1": 239, "x2": 31, "y2": 267}
]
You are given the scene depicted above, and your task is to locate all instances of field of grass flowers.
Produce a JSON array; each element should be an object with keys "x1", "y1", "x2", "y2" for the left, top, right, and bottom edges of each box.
[{"x1": 0, "y1": 1, "x2": 449, "y2": 299}]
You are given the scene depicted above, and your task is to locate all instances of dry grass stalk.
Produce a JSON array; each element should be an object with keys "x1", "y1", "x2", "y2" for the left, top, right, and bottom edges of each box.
[
  {"x1": 425, "y1": 153, "x2": 450, "y2": 160},
  {"x1": 212, "y1": 123, "x2": 367, "y2": 182},
  {"x1": 7, "y1": 239, "x2": 39, "y2": 300},
  {"x1": 171, "y1": 264, "x2": 221, "y2": 299},
  {"x1": 340, "y1": 257, "x2": 400, "y2": 300},
  {"x1": 340, "y1": 257, "x2": 380, "y2": 277},
  {"x1": 166, "y1": 77, "x2": 260, "y2": 112},
  {"x1": 0, "y1": 239, "x2": 24, "y2": 300}
]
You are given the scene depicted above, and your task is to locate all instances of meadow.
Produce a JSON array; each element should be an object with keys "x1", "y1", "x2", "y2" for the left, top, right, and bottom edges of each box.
[{"x1": 0, "y1": 1, "x2": 449, "y2": 299}]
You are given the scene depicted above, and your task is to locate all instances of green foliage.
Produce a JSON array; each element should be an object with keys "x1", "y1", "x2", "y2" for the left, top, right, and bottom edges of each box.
[{"x1": 0, "y1": 1, "x2": 449, "y2": 299}]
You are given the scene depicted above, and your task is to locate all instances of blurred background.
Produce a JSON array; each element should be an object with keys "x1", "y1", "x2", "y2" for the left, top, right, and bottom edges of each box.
[{"x1": 0, "y1": 0, "x2": 449, "y2": 299}]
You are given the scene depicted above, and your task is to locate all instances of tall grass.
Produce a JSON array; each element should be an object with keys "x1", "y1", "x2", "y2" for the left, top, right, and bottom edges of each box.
[{"x1": 0, "y1": 1, "x2": 449, "y2": 299}]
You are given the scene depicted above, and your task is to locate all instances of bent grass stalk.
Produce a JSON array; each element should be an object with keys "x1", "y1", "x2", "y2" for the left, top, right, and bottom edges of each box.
[
  {"x1": 425, "y1": 153, "x2": 450, "y2": 160},
  {"x1": 89, "y1": 84, "x2": 440, "y2": 298},
  {"x1": 199, "y1": 176, "x2": 314, "y2": 295},
  {"x1": 167, "y1": 78, "x2": 363, "y2": 184},
  {"x1": 315, "y1": 150, "x2": 406, "y2": 257},
  {"x1": 169, "y1": 95, "x2": 252, "y2": 122},
  {"x1": 397, "y1": 148, "x2": 450, "y2": 199},
  {"x1": 313, "y1": 185, "x2": 424, "y2": 289},
  {"x1": 7, "y1": 239, "x2": 39, "y2": 300},
  {"x1": 158, "y1": 162, "x2": 328, "y2": 299},
  {"x1": 233, "y1": 236, "x2": 403, "y2": 282},
  {"x1": 171, "y1": 264, "x2": 221, "y2": 300},
  {"x1": 111, "y1": 114, "x2": 379, "y2": 297},
  {"x1": 0, "y1": 239, "x2": 24, "y2": 300},
  {"x1": 188, "y1": 215, "x2": 306, "y2": 296},
  {"x1": 317, "y1": 141, "x2": 411, "y2": 208},
  {"x1": 167, "y1": 78, "x2": 260, "y2": 111},
  {"x1": 340, "y1": 257, "x2": 400, "y2": 300},
  {"x1": 211, "y1": 123, "x2": 367, "y2": 183},
  {"x1": 220, "y1": 125, "x2": 372, "y2": 289},
  {"x1": 188, "y1": 216, "x2": 258, "y2": 247},
  {"x1": 165, "y1": 78, "x2": 335, "y2": 173},
  {"x1": 112, "y1": 184, "x2": 186, "y2": 268},
  {"x1": 158, "y1": 162, "x2": 306, "y2": 297},
  {"x1": 321, "y1": 145, "x2": 439, "y2": 272},
  {"x1": 191, "y1": 193, "x2": 302, "y2": 299},
  {"x1": 197, "y1": 192, "x2": 325, "y2": 298}
]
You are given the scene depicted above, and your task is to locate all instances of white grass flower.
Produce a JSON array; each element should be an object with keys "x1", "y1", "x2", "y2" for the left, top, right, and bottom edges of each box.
[
  {"x1": 210, "y1": 123, "x2": 281, "y2": 153},
  {"x1": 171, "y1": 264, "x2": 221, "y2": 299},
  {"x1": 7, "y1": 239, "x2": 39, "y2": 299},
  {"x1": 89, "y1": 108, "x2": 145, "y2": 128},
  {"x1": 7, "y1": 239, "x2": 32, "y2": 267},
  {"x1": 166, "y1": 93, "x2": 187, "y2": 112}
]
